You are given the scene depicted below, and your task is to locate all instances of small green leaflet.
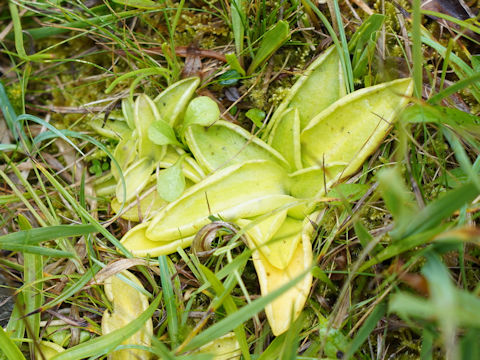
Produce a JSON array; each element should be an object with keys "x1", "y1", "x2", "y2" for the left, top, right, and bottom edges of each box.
[
  {"x1": 183, "y1": 96, "x2": 220, "y2": 127},
  {"x1": 156, "y1": 156, "x2": 186, "y2": 202},
  {"x1": 148, "y1": 119, "x2": 181, "y2": 146},
  {"x1": 246, "y1": 108, "x2": 266, "y2": 127},
  {"x1": 225, "y1": 53, "x2": 245, "y2": 76}
]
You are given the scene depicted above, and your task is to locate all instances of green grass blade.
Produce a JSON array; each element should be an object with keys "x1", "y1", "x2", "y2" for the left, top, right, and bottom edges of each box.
[
  {"x1": 199, "y1": 264, "x2": 251, "y2": 360},
  {"x1": 231, "y1": 0, "x2": 245, "y2": 59},
  {"x1": 344, "y1": 302, "x2": 386, "y2": 359},
  {"x1": 18, "y1": 216, "x2": 42, "y2": 358},
  {"x1": 332, "y1": 0, "x2": 354, "y2": 92},
  {"x1": 359, "y1": 226, "x2": 446, "y2": 272},
  {"x1": 0, "y1": 224, "x2": 96, "y2": 246},
  {"x1": 8, "y1": 2, "x2": 27, "y2": 59},
  {"x1": 247, "y1": 20, "x2": 290, "y2": 74},
  {"x1": 159, "y1": 256, "x2": 179, "y2": 347},
  {"x1": 8, "y1": 10, "x2": 138, "y2": 40},
  {"x1": 411, "y1": 0, "x2": 422, "y2": 98},
  {"x1": 41, "y1": 264, "x2": 101, "y2": 312},
  {"x1": 393, "y1": 181, "x2": 480, "y2": 239},
  {"x1": 0, "y1": 245, "x2": 74, "y2": 258},
  {"x1": 302, "y1": 0, "x2": 351, "y2": 93},
  {"x1": 0, "y1": 326, "x2": 26, "y2": 360},
  {"x1": 51, "y1": 294, "x2": 161, "y2": 360},
  {"x1": 180, "y1": 266, "x2": 311, "y2": 352},
  {"x1": 428, "y1": 71, "x2": 480, "y2": 105}
]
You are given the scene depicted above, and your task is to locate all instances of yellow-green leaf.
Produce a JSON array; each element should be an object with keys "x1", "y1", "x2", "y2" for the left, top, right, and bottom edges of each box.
[
  {"x1": 101, "y1": 270, "x2": 152, "y2": 360},
  {"x1": 301, "y1": 78, "x2": 413, "y2": 176},
  {"x1": 115, "y1": 157, "x2": 154, "y2": 203},
  {"x1": 120, "y1": 222, "x2": 195, "y2": 257},
  {"x1": 185, "y1": 120, "x2": 290, "y2": 173},
  {"x1": 146, "y1": 160, "x2": 292, "y2": 241},
  {"x1": 154, "y1": 77, "x2": 200, "y2": 127},
  {"x1": 268, "y1": 108, "x2": 302, "y2": 170}
]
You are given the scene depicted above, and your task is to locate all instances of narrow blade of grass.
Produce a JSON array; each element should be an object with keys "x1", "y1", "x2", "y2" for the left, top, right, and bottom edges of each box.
[
  {"x1": 394, "y1": 181, "x2": 480, "y2": 239},
  {"x1": 0, "y1": 224, "x2": 96, "y2": 246},
  {"x1": 180, "y1": 266, "x2": 311, "y2": 352},
  {"x1": 18, "y1": 216, "x2": 42, "y2": 358},
  {"x1": 247, "y1": 20, "x2": 290, "y2": 74},
  {"x1": 159, "y1": 255, "x2": 179, "y2": 348},
  {"x1": 344, "y1": 302, "x2": 386, "y2": 359},
  {"x1": 199, "y1": 264, "x2": 251, "y2": 360},
  {"x1": 51, "y1": 294, "x2": 161, "y2": 360},
  {"x1": 0, "y1": 326, "x2": 26, "y2": 360}
]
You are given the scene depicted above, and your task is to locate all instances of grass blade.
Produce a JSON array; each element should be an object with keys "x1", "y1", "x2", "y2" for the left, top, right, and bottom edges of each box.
[
  {"x1": 0, "y1": 224, "x2": 96, "y2": 246},
  {"x1": 0, "y1": 326, "x2": 26, "y2": 360},
  {"x1": 247, "y1": 20, "x2": 290, "y2": 74},
  {"x1": 393, "y1": 181, "x2": 480, "y2": 239},
  {"x1": 180, "y1": 266, "x2": 311, "y2": 352},
  {"x1": 159, "y1": 256, "x2": 179, "y2": 347},
  {"x1": 199, "y1": 264, "x2": 251, "y2": 360},
  {"x1": 344, "y1": 302, "x2": 387, "y2": 359},
  {"x1": 51, "y1": 294, "x2": 161, "y2": 360}
]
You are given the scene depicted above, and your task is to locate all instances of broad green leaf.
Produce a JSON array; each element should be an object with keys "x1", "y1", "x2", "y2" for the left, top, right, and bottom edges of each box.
[
  {"x1": 230, "y1": 0, "x2": 245, "y2": 61},
  {"x1": 52, "y1": 295, "x2": 160, "y2": 360},
  {"x1": 245, "y1": 108, "x2": 266, "y2": 127},
  {"x1": 183, "y1": 96, "x2": 220, "y2": 128},
  {"x1": 154, "y1": 77, "x2": 200, "y2": 127},
  {"x1": 185, "y1": 120, "x2": 290, "y2": 173},
  {"x1": 263, "y1": 45, "x2": 345, "y2": 139},
  {"x1": 121, "y1": 222, "x2": 195, "y2": 257},
  {"x1": 301, "y1": 78, "x2": 413, "y2": 174},
  {"x1": 101, "y1": 270, "x2": 152, "y2": 360},
  {"x1": 146, "y1": 160, "x2": 292, "y2": 241},
  {"x1": 269, "y1": 108, "x2": 302, "y2": 170},
  {"x1": 148, "y1": 119, "x2": 181, "y2": 146},
  {"x1": 156, "y1": 157, "x2": 186, "y2": 202},
  {"x1": 248, "y1": 21, "x2": 290, "y2": 74},
  {"x1": 134, "y1": 94, "x2": 165, "y2": 160},
  {"x1": 115, "y1": 157, "x2": 154, "y2": 203}
]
